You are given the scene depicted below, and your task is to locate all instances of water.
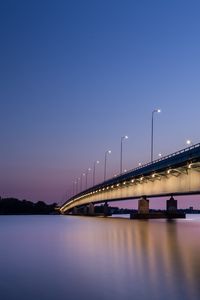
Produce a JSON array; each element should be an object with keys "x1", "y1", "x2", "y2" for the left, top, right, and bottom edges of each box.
[{"x1": 0, "y1": 215, "x2": 200, "y2": 300}]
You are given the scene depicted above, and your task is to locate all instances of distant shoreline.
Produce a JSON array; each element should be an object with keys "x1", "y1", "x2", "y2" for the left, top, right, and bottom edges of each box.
[{"x1": 0, "y1": 197, "x2": 58, "y2": 215}]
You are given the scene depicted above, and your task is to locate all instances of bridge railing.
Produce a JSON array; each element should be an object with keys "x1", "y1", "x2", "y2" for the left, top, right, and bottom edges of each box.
[{"x1": 115, "y1": 142, "x2": 200, "y2": 178}]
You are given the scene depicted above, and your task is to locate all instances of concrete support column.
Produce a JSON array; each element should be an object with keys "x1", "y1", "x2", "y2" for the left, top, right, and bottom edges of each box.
[
  {"x1": 166, "y1": 196, "x2": 177, "y2": 212},
  {"x1": 104, "y1": 202, "x2": 109, "y2": 217},
  {"x1": 72, "y1": 207, "x2": 78, "y2": 215},
  {"x1": 138, "y1": 197, "x2": 149, "y2": 214},
  {"x1": 83, "y1": 206, "x2": 88, "y2": 215},
  {"x1": 88, "y1": 203, "x2": 95, "y2": 216}
]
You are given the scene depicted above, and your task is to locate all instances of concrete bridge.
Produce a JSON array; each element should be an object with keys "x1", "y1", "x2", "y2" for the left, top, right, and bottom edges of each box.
[{"x1": 60, "y1": 143, "x2": 200, "y2": 216}]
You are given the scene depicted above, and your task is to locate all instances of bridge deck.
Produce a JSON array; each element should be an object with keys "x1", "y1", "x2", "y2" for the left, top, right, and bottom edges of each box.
[{"x1": 61, "y1": 143, "x2": 200, "y2": 211}]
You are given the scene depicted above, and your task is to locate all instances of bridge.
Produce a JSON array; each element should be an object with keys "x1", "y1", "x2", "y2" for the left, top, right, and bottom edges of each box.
[{"x1": 60, "y1": 143, "x2": 200, "y2": 216}]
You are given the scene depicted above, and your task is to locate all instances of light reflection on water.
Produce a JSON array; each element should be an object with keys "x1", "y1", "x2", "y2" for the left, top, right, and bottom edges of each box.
[{"x1": 0, "y1": 215, "x2": 200, "y2": 300}]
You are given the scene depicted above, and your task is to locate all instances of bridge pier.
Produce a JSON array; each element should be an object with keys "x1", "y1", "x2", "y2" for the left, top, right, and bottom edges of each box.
[
  {"x1": 166, "y1": 196, "x2": 177, "y2": 212},
  {"x1": 88, "y1": 203, "x2": 95, "y2": 216},
  {"x1": 104, "y1": 202, "x2": 109, "y2": 217},
  {"x1": 72, "y1": 207, "x2": 78, "y2": 215},
  {"x1": 83, "y1": 206, "x2": 88, "y2": 215},
  {"x1": 165, "y1": 196, "x2": 185, "y2": 218},
  {"x1": 130, "y1": 197, "x2": 150, "y2": 219},
  {"x1": 138, "y1": 197, "x2": 149, "y2": 214}
]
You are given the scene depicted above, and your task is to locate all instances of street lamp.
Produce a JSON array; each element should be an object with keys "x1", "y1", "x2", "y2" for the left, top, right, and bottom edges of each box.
[
  {"x1": 64, "y1": 190, "x2": 68, "y2": 201},
  {"x1": 104, "y1": 150, "x2": 111, "y2": 181},
  {"x1": 186, "y1": 139, "x2": 192, "y2": 146},
  {"x1": 77, "y1": 177, "x2": 80, "y2": 193},
  {"x1": 151, "y1": 108, "x2": 161, "y2": 162},
  {"x1": 80, "y1": 173, "x2": 85, "y2": 191},
  {"x1": 73, "y1": 180, "x2": 77, "y2": 195},
  {"x1": 86, "y1": 168, "x2": 91, "y2": 189},
  {"x1": 120, "y1": 135, "x2": 128, "y2": 174},
  {"x1": 93, "y1": 160, "x2": 100, "y2": 186}
]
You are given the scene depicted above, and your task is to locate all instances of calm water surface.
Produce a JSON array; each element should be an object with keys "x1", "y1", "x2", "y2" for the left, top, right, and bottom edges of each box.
[{"x1": 0, "y1": 215, "x2": 200, "y2": 300}]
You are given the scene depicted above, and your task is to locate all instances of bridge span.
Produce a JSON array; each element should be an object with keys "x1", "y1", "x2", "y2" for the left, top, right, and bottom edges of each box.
[{"x1": 60, "y1": 143, "x2": 200, "y2": 215}]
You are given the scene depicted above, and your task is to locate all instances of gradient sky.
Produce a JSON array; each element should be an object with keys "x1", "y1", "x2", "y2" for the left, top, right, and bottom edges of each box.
[{"x1": 1, "y1": 0, "x2": 200, "y2": 208}]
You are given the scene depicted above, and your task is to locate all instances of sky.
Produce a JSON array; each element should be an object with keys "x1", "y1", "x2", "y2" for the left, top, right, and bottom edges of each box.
[{"x1": 1, "y1": 0, "x2": 200, "y2": 208}]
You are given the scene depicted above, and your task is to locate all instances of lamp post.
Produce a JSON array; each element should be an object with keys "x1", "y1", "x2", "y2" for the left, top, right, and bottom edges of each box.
[
  {"x1": 86, "y1": 168, "x2": 91, "y2": 189},
  {"x1": 104, "y1": 150, "x2": 111, "y2": 181},
  {"x1": 73, "y1": 180, "x2": 77, "y2": 195},
  {"x1": 80, "y1": 173, "x2": 85, "y2": 191},
  {"x1": 120, "y1": 135, "x2": 128, "y2": 174},
  {"x1": 75, "y1": 180, "x2": 78, "y2": 194},
  {"x1": 77, "y1": 178, "x2": 80, "y2": 193},
  {"x1": 64, "y1": 190, "x2": 68, "y2": 201},
  {"x1": 151, "y1": 108, "x2": 161, "y2": 162},
  {"x1": 93, "y1": 160, "x2": 100, "y2": 186}
]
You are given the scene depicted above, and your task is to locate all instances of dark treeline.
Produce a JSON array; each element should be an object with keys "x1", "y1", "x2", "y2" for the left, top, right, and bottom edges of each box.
[{"x1": 0, "y1": 197, "x2": 57, "y2": 215}]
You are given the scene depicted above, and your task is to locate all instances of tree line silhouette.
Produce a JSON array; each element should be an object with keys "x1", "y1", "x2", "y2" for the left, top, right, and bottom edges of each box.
[{"x1": 0, "y1": 197, "x2": 57, "y2": 214}]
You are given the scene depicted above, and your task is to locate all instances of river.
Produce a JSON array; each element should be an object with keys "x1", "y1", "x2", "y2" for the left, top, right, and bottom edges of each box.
[{"x1": 0, "y1": 214, "x2": 200, "y2": 300}]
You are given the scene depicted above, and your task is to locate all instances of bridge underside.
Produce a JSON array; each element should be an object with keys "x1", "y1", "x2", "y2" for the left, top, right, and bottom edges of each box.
[{"x1": 61, "y1": 166, "x2": 200, "y2": 213}]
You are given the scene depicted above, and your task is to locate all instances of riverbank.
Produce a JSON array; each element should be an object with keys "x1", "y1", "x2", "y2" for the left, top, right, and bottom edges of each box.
[{"x1": 0, "y1": 197, "x2": 57, "y2": 214}]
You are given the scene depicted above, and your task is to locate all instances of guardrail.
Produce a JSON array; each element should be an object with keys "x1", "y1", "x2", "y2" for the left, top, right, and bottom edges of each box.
[{"x1": 115, "y1": 142, "x2": 200, "y2": 178}]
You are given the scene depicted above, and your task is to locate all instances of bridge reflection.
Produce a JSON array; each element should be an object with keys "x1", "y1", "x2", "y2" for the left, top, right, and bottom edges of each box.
[{"x1": 60, "y1": 216, "x2": 200, "y2": 299}]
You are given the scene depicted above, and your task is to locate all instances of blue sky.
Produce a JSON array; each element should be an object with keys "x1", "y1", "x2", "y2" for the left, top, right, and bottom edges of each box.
[{"x1": 1, "y1": 0, "x2": 200, "y2": 207}]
